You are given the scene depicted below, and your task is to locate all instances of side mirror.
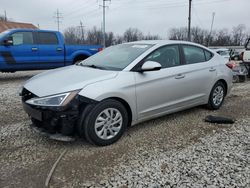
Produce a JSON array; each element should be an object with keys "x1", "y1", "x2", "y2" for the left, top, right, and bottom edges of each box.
[
  {"x1": 140, "y1": 61, "x2": 161, "y2": 72},
  {"x1": 3, "y1": 37, "x2": 13, "y2": 46}
]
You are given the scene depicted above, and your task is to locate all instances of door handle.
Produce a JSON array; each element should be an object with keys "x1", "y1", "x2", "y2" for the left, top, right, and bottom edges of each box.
[
  {"x1": 209, "y1": 67, "x2": 216, "y2": 72},
  {"x1": 56, "y1": 47, "x2": 62, "y2": 51},
  {"x1": 31, "y1": 47, "x2": 38, "y2": 51},
  {"x1": 175, "y1": 74, "x2": 185, "y2": 79}
]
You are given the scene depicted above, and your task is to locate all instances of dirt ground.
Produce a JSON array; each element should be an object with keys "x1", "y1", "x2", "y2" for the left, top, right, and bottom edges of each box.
[{"x1": 0, "y1": 71, "x2": 249, "y2": 188}]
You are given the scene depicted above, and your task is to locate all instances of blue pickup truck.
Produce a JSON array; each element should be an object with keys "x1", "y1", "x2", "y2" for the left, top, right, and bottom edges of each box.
[{"x1": 0, "y1": 29, "x2": 102, "y2": 72}]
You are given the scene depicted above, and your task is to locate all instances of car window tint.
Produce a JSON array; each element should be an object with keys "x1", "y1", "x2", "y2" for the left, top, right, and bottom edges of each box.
[
  {"x1": 183, "y1": 45, "x2": 206, "y2": 64},
  {"x1": 11, "y1": 32, "x2": 33, "y2": 45},
  {"x1": 204, "y1": 50, "x2": 213, "y2": 61},
  {"x1": 38, "y1": 32, "x2": 58, "y2": 45},
  {"x1": 145, "y1": 45, "x2": 180, "y2": 68}
]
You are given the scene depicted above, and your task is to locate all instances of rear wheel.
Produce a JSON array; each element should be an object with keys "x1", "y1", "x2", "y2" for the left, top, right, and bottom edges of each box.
[
  {"x1": 207, "y1": 81, "x2": 226, "y2": 110},
  {"x1": 79, "y1": 99, "x2": 128, "y2": 146},
  {"x1": 73, "y1": 55, "x2": 88, "y2": 64}
]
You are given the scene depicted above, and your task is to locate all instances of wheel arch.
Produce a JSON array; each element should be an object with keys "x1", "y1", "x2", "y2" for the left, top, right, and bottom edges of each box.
[
  {"x1": 216, "y1": 79, "x2": 228, "y2": 96},
  {"x1": 73, "y1": 54, "x2": 89, "y2": 64},
  {"x1": 104, "y1": 97, "x2": 133, "y2": 127}
]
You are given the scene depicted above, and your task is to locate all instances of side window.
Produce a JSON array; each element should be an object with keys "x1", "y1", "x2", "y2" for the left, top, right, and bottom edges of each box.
[
  {"x1": 38, "y1": 32, "x2": 58, "y2": 45},
  {"x1": 145, "y1": 45, "x2": 180, "y2": 68},
  {"x1": 183, "y1": 45, "x2": 206, "y2": 64},
  {"x1": 204, "y1": 50, "x2": 213, "y2": 61},
  {"x1": 11, "y1": 32, "x2": 33, "y2": 45}
]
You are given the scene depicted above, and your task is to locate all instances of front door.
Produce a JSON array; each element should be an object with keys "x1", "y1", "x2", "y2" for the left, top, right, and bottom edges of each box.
[
  {"x1": 0, "y1": 31, "x2": 39, "y2": 69},
  {"x1": 135, "y1": 44, "x2": 188, "y2": 121}
]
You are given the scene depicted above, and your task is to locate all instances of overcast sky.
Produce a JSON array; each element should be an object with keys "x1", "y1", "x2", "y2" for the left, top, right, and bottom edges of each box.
[{"x1": 1, "y1": 0, "x2": 250, "y2": 37}]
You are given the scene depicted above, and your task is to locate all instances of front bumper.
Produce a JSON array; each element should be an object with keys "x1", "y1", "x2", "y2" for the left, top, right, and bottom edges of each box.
[{"x1": 21, "y1": 88, "x2": 96, "y2": 138}]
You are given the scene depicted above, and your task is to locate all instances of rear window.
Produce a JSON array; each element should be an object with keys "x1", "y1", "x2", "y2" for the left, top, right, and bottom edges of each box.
[
  {"x1": 183, "y1": 45, "x2": 206, "y2": 64},
  {"x1": 204, "y1": 50, "x2": 213, "y2": 61},
  {"x1": 38, "y1": 32, "x2": 58, "y2": 45}
]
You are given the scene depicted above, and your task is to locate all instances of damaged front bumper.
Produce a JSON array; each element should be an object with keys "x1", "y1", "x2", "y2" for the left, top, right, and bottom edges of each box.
[{"x1": 21, "y1": 88, "x2": 96, "y2": 141}]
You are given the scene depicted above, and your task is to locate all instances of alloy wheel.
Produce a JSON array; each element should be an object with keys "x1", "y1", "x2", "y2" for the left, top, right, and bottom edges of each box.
[{"x1": 94, "y1": 108, "x2": 123, "y2": 140}]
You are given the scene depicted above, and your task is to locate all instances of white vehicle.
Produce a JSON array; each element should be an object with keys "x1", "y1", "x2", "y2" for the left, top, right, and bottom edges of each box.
[
  {"x1": 243, "y1": 38, "x2": 250, "y2": 63},
  {"x1": 21, "y1": 40, "x2": 233, "y2": 146},
  {"x1": 212, "y1": 48, "x2": 230, "y2": 61}
]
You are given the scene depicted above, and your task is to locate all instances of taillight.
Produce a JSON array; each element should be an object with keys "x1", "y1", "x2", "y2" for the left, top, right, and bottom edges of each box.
[
  {"x1": 98, "y1": 48, "x2": 103, "y2": 52},
  {"x1": 226, "y1": 63, "x2": 235, "y2": 69}
]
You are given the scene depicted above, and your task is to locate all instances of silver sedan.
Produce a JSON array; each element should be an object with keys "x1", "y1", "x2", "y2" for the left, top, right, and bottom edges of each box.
[{"x1": 21, "y1": 40, "x2": 233, "y2": 146}]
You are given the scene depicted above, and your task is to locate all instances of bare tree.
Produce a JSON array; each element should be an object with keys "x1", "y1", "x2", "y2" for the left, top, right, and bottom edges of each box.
[
  {"x1": 0, "y1": 15, "x2": 7, "y2": 21},
  {"x1": 105, "y1": 32, "x2": 115, "y2": 47},
  {"x1": 85, "y1": 26, "x2": 103, "y2": 45},
  {"x1": 64, "y1": 27, "x2": 83, "y2": 44},
  {"x1": 231, "y1": 24, "x2": 246, "y2": 46},
  {"x1": 168, "y1": 27, "x2": 188, "y2": 41},
  {"x1": 123, "y1": 28, "x2": 144, "y2": 42},
  {"x1": 143, "y1": 33, "x2": 161, "y2": 40}
]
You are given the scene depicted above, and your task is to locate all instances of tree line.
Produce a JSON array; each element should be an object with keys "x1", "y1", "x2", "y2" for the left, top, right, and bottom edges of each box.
[
  {"x1": 169, "y1": 24, "x2": 250, "y2": 46},
  {"x1": 64, "y1": 27, "x2": 160, "y2": 46},
  {"x1": 64, "y1": 24, "x2": 250, "y2": 47}
]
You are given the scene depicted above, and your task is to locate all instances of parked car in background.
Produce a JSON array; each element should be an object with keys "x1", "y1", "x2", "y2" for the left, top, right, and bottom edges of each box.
[
  {"x1": 229, "y1": 49, "x2": 245, "y2": 61},
  {"x1": 21, "y1": 40, "x2": 233, "y2": 146},
  {"x1": 212, "y1": 48, "x2": 230, "y2": 61},
  {"x1": 243, "y1": 38, "x2": 250, "y2": 77},
  {"x1": 243, "y1": 38, "x2": 250, "y2": 63},
  {"x1": 0, "y1": 29, "x2": 102, "y2": 72}
]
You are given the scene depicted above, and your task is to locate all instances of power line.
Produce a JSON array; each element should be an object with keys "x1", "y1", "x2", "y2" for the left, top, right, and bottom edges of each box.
[
  {"x1": 79, "y1": 20, "x2": 85, "y2": 41},
  {"x1": 208, "y1": 12, "x2": 215, "y2": 46},
  {"x1": 100, "y1": 0, "x2": 111, "y2": 47},
  {"x1": 4, "y1": 10, "x2": 7, "y2": 21},
  {"x1": 188, "y1": 0, "x2": 192, "y2": 41},
  {"x1": 54, "y1": 9, "x2": 63, "y2": 31}
]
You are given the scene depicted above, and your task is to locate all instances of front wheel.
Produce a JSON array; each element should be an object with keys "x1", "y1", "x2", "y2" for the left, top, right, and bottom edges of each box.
[
  {"x1": 80, "y1": 99, "x2": 128, "y2": 146},
  {"x1": 207, "y1": 81, "x2": 226, "y2": 110}
]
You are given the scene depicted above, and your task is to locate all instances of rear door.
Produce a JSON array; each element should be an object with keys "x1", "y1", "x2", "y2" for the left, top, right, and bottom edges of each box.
[
  {"x1": 36, "y1": 31, "x2": 64, "y2": 67},
  {"x1": 0, "y1": 31, "x2": 39, "y2": 65},
  {"x1": 180, "y1": 44, "x2": 217, "y2": 103}
]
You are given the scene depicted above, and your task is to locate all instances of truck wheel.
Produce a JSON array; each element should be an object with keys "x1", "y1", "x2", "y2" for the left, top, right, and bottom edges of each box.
[
  {"x1": 73, "y1": 55, "x2": 88, "y2": 64},
  {"x1": 79, "y1": 99, "x2": 128, "y2": 146}
]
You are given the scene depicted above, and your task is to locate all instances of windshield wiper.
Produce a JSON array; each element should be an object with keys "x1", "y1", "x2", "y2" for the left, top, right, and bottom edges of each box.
[{"x1": 81, "y1": 64, "x2": 106, "y2": 70}]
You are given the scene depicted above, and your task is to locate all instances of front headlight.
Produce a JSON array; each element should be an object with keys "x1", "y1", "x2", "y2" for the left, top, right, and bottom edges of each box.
[{"x1": 26, "y1": 90, "x2": 79, "y2": 107}]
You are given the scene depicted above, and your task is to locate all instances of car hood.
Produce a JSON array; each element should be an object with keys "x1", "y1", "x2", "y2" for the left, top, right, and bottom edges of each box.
[{"x1": 24, "y1": 65, "x2": 118, "y2": 97}]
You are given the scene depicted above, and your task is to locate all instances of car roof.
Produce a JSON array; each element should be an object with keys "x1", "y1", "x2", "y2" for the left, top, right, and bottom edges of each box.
[
  {"x1": 127, "y1": 40, "x2": 209, "y2": 49},
  {"x1": 5, "y1": 28, "x2": 59, "y2": 33}
]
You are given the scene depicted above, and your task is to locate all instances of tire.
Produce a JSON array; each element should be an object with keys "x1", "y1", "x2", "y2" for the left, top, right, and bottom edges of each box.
[
  {"x1": 207, "y1": 81, "x2": 226, "y2": 110},
  {"x1": 79, "y1": 99, "x2": 128, "y2": 146},
  {"x1": 238, "y1": 75, "x2": 246, "y2": 82},
  {"x1": 73, "y1": 56, "x2": 88, "y2": 64},
  {"x1": 232, "y1": 75, "x2": 239, "y2": 83}
]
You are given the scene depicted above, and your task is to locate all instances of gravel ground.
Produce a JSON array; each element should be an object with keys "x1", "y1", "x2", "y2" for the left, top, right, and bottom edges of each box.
[{"x1": 0, "y1": 71, "x2": 249, "y2": 188}]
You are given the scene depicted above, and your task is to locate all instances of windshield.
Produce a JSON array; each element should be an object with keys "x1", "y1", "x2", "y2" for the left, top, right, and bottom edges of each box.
[
  {"x1": 0, "y1": 30, "x2": 10, "y2": 40},
  {"x1": 79, "y1": 43, "x2": 153, "y2": 71}
]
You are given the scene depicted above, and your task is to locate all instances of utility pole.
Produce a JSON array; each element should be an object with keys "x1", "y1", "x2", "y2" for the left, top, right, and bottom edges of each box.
[
  {"x1": 100, "y1": 0, "x2": 111, "y2": 47},
  {"x1": 208, "y1": 12, "x2": 215, "y2": 47},
  {"x1": 79, "y1": 21, "x2": 84, "y2": 43},
  {"x1": 188, "y1": 0, "x2": 192, "y2": 41},
  {"x1": 54, "y1": 9, "x2": 63, "y2": 31},
  {"x1": 4, "y1": 10, "x2": 7, "y2": 21}
]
